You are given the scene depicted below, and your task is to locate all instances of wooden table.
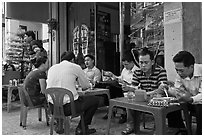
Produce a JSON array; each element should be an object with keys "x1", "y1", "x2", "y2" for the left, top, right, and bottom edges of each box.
[
  {"x1": 78, "y1": 88, "x2": 110, "y2": 100},
  {"x1": 106, "y1": 97, "x2": 191, "y2": 135},
  {"x1": 2, "y1": 84, "x2": 23, "y2": 113}
]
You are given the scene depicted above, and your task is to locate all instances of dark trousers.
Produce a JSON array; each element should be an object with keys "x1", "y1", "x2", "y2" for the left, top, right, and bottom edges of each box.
[
  {"x1": 130, "y1": 110, "x2": 185, "y2": 133},
  {"x1": 187, "y1": 103, "x2": 202, "y2": 135},
  {"x1": 50, "y1": 96, "x2": 99, "y2": 128},
  {"x1": 95, "y1": 80, "x2": 124, "y2": 106},
  {"x1": 95, "y1": 81, "x2": 125, "y2": 115},
  {"x1": 167, "y1": 110, "x2": 186, "y2": 128},
  {"x1": 167, "y1": 103, "x2": 202, "y2": 135},
  {"x1": 28, "y1": 93, "x2": 46, "y2": 106}
]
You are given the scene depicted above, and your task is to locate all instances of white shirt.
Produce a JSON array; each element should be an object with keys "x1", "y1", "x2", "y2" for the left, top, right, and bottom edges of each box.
[
  {"x1": 46, "y1": 60, "x2": 90, "y2": 104},
  {"x1": 84, "y1": 66, "x2": 101, "y2": 82},
  {"x1": 175, "y1": 64, "x2": 202, "y2": 104},
  {"x1": 120, "y1": 65, "x2": 139, "y2": 84}
]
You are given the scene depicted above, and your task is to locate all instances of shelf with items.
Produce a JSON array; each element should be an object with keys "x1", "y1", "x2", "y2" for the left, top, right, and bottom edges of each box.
[{"x1": 4, "y1": 29, "x2": 31, "y2": 79}]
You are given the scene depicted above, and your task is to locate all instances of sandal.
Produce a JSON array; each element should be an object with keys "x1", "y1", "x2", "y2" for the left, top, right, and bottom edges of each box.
[{"x1": 121, "y1": 128, "x2": 134, "y2": 135}]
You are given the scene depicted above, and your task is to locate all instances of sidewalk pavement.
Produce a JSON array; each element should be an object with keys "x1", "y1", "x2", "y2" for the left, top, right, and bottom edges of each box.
[{"x1": 2, "y1": 101, "x2": 195, "y2": 135}]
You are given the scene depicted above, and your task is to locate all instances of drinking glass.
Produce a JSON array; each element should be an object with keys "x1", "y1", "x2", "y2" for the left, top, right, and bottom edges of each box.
[{"x1": 127, "y1": 91, "x2": 135, "y2": 100}]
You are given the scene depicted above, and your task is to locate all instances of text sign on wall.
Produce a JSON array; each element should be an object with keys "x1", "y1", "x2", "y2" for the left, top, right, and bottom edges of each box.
[{"x1": 164, "y1": 8, "x2": 182, "y2": 25}]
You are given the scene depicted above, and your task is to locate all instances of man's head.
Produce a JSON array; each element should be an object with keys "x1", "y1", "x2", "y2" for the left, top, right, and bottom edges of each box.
[
  {"x1": 122, "y1": 51, "x2": 135, "y2": 70},
  {"x1": 61, "y1": 51, "x2": 76, "y2": 63},
  {"x1": 30, "y1": 40, "x2": 43, "y2": 53},
  {"x1": 138, "y1": 47, "x2": 154, "y2": 73},
  {"x1": 24, "y1": 31, "x2": 36, "y2": 43},
  {"x1": 173, "y1": 51, "x2": 195, "y2": 79},
  {"x1": 84, "y1": 54, "x2": 95, "y2": 69},
  {"x1": 33, "y1": 56, "x2": 49, "y2": 71}
]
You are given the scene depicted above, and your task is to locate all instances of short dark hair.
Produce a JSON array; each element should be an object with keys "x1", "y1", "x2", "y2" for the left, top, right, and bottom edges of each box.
[
  {"x1": 25, "y1": 31, "x2": 36, "y2": 40},
  {"x1": 138, "y1": 47, "x2": 154, "y2": 60},
  {"x1": 30, "y1": 40, "x2": 43, "y2": 49},
  {"x1": 122, "y1": 51, "x2": 134, "y2": 62},
  {"x1": 34, "y1": 56, "x2": 48, "y2": 68},
  {"x1": 61, "y1": 51, "x2": 75, "y2": 62},
  {"x1": 84, "y1": 54, "x2": 95, "y2": 61},
  {"x1": 173, "y1": 51, "x2": 195, "y2": 67}
]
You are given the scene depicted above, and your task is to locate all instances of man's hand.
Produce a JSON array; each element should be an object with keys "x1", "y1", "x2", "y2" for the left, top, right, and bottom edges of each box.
[
  {"x1": 168, "y1": 87, "x2": 186, "y2": 97},
  {"x1": 122, "y1": 84, "x2": 135, "y2": 92},
  {"x1": 177, "y1": 92, "x2": 193, "y2": 103}
]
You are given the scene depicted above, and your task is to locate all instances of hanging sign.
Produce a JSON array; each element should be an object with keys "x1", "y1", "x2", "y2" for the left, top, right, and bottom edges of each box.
[{"x1": 164, "y1": 8, "x2": 182, "y2": 25}]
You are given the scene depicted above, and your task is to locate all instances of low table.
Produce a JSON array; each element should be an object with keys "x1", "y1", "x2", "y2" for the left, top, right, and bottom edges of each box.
[
  {"x1": 106, "y1": 97, "x2": 191, "y2": 135},
  {"x1": 2, "y1": 84, "x2": 23, "y2": 113}
]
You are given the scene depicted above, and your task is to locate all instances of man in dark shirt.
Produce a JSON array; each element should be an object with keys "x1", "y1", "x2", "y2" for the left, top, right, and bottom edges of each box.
[{"x1": 24, "y1": 56, "x2": 49, "y2": 106}]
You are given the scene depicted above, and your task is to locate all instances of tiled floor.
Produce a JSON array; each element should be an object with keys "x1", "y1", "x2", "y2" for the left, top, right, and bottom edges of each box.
[{"x1": 2, "y1": 100, "x2": 197, "y2": 135}]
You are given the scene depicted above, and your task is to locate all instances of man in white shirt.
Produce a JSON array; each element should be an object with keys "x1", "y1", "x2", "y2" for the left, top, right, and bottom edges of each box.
[
  {"x1": 168, "y1": 51, "x2": 202, "y2": 135},
  {"x1": 46, "y1": 51, "x2": 99, "y2": 135},
  {"x1": 84, "y1": 54, "x2": 101, "y2": 84},
  {"x1": 102, "y1": 51, "x2": 139, "y2": 123}
]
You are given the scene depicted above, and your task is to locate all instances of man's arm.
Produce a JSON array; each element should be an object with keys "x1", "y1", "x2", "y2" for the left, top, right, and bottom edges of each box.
[
  {"x1": 39, "y1": 79, "x2": 46, "y2": 94},
  {"x1": 93, "y1": 68, "x2": 102, "y2": 82},
  {"x1": 191, "y1": 77, "x2": 202, "y2": 104},
  {"x1": 173, "y1": 77, "x2": 202, "y2": 104},
  {"x1": 153, "y1": 69, "x2": 168, "y2": 95},
  {"x1": 77, "y1": 66, "x2": 91, "y2": 90}
]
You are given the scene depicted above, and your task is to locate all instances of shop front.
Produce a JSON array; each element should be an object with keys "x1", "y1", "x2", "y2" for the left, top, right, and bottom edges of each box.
[{"x1": 3, "y1": 2, "x2": 202, "y2": 81}]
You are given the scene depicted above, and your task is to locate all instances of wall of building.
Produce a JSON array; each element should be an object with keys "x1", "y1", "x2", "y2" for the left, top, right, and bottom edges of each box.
[
  {"x1": 19, "y1": 20, "x2": 43, "y2": 39},
  {"x1": 6, "y1": 19, "x2": 43, "y2": 40},
  {"x1": 182, "y1": 2, "x2": 202, "y2": 64},
  {"x1": 164, "y1": 2, "x2": 183, "y2": 81},
  {"x1": 164, "y1": 2, "x2": 202, "y2": 81},
  {"x1": 6, "y1": 2, "x2": 49, "y2": 23}
]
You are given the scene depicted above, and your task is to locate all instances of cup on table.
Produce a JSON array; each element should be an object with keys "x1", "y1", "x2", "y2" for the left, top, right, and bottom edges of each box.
[
  {"x1": 127, "y1": 91, "x2": 135, "y2": 100},
  {"x1": 134, "y1": 89, "x2": 147, "y2": 101}
]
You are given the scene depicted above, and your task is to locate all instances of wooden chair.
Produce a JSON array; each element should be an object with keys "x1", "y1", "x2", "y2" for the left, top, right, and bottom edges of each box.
[
  {"x1": 18, "y1": 85, "x2": 49, "y2": 129},
  {"x1": 44, "y1": 87, "x2": 86, "y2": 135}
]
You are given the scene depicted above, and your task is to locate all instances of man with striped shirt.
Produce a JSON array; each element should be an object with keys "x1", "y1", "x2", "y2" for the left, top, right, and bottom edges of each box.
[{"x1": 121, "y1": 47, "x2": 185, "y2": 135}]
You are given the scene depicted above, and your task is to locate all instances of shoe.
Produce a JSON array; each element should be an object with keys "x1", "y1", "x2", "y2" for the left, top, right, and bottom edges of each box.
[
  {"x1": 118, "y1": 114, "x2": 127, "y2": 124},
  {"x1": 55, "y1": 127, "x2": 64, "y2": 134},
  {"x1": 102, "y1": 111, "x2": 116, "y2": 120},
  {"x1": 176, "y1": 129, "x2": 188, "y2": 135},
  {"x1": 54, "y1": 119, "x2": 64, "y2": 134},
  {"x1": 86, "y1": 128, "x2": 96, "y2": 134},
  {"x1": 102, "y1": 113, "x2": 108, "y2": 120},
  {"x1": 121, "y1": 128, "x2": 134, "y2": 135},
  {"x1": 75, "y1": 127, "x2": 96, "y2": 135},
  {"x1": 75, "y1": 128, "x2": 83, "y2": 135}
]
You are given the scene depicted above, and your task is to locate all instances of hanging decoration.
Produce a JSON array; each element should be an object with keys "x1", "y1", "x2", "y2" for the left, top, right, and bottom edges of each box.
[
  {"x1": 80, "y1": 24, "x2": 89, "y2": 56},
  {"x1": 47, "y1": 18, "x2": 58, "y2": 33},
  {"x1": 72, "y1": 24, "x2": 89, "y2": 57},
  {"x1": 73, "y1": 26, "x2": 80, "y2": 57}
]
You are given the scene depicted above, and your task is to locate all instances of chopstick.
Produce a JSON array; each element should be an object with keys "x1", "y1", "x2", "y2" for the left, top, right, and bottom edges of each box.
[
  {"x1": 161, "y1": 81, "x2": 168, "y2": 97},
  {"x1": 164, "y1": 88, "x2": 168, "y2": 97}
]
